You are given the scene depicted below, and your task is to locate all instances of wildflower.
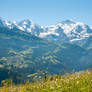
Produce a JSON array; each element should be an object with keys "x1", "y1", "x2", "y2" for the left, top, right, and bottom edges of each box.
[
  {"x1": 61, "y1": 79, "x2": 63, "y2": 81},
  {"x1": 37, "y1": 87, "x2": 39, "y2": 88},
  {"x1": 68, "y1": 87, "x2": 70, "y2": 88},
  {"x1": 76, "y1": 81, "x2": 79, "y2": 84},
  {"x1": 32, "y1": 86, "x2": 36, "y2": 88},
  {"x1": 65, "y1": 79, "x2": 69, "y2": 83},
  {"x1": 56, "y1": 79, "x2": 58, "y2": 81},
  {"x1": 50, "y1": 87, "x2": 54, "y2": 90},
  {"x1": 57, "y1": 86, "x2": 61, "y2": 88},
  {"x1": 43, "y1": 89, "x2": 46, "y2": 90},
  {"x1": 54, "y1": 81, "x2": 57, "y2": 84}
]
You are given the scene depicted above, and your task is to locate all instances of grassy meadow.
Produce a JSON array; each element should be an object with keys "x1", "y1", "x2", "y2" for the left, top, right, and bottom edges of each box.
[{"x1": 0, "y1": 70, "x2": 92, "y2": 92}]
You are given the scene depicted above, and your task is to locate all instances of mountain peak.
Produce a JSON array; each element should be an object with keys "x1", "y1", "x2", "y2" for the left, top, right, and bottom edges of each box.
[
  {"x1": 0, "y1": 17, "x2": 4, "y2": 21},
  {"x1": 62, "y1": 19, "x2": 75, "y2": 24},
  {"x1": 0, "y1": 17, "x2": 7, "y2": 27},
  {"x1": 17, "y1": 19, "x2": 35, "y2": 28},
  {"x1": 90, "y1": 27, "x2": 92, "y2": 29},
  {"x1": 22, "y1": 19, "x2": 33, "y2": 24}
]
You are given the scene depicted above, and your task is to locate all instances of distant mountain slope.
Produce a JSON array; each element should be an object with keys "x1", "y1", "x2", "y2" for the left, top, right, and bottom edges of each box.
[
  {"x1": 0, "y1": 27, "x2": 92, "y2": 79},
  {"x1": 0, "y1": 18, "x2": 92, "y2": 49}
]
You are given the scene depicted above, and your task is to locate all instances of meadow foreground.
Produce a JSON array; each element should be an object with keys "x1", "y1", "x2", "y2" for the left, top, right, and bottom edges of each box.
[{"x1": 0, "y1": 70, "x2": 92, "y2": 92}]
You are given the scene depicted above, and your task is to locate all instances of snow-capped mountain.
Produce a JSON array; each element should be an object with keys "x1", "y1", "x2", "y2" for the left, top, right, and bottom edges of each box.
[
  {"x1": 0, "y1": 18, "x2": 92, "y2": 48},
  {"x1": 17, "y1": 19, "x2": 44, "y2": 36},
  {"x1": 0, "y1": 18, "x2": 10, "y2": 27},
  {"x1": 40, "y1": 20, "x2": 92, "y2": 47},
  {"x1": 40, "y1": 20, "x2": 92, "y2": 40},
  {"x1": 0, "y1": 18, "x2": 44, "y2": 36},
  {"x1": 0, "y1": 18, "x2": 18, "y2": 29}
]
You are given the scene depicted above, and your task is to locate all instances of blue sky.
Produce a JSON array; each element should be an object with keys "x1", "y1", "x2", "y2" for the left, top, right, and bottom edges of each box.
[{"x1": 0, "y1": 0, "x2": 92, "y2": 26}]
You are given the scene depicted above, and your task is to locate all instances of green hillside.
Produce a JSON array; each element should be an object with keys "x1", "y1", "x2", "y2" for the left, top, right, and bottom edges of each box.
[{"x1": 0, "y1": 27, "x2": 92, "y2": 84}]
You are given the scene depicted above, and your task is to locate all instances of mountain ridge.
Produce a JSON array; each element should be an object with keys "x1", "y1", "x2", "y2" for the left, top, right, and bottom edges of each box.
[{"x1": 0, "y1": 18, "x2": 92, "y2": 49}]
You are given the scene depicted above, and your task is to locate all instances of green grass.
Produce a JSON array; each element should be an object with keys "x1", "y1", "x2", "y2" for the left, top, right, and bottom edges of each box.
[{"x1": 0, "y1": 70, "x2": 92, "y2": 92}]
